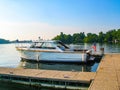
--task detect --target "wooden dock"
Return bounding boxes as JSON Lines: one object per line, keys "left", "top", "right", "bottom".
{"left": 0, "top": 67, "right": 95, "bottom": 89}
{"left": 0, "top": 67, "right": 95, "bottom": 83}
{"left": 89, "top": 54, "right": 120, "bottom": 90}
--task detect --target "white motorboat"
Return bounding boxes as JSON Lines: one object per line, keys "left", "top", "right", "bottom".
{"left": 16, "top": 40, "right": 92, "bottom": 62}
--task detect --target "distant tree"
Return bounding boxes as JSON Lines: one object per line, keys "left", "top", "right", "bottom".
{"left": 117, "top": 29, "right": 120, "bottom": 42}
{"left": 73, "top": 32, "right": 85, "bottom": 44}
{"left": 59, "top": 32, "right": 65, "bottom": 43}
{"left": 53, "top": 32, "right": 73, "bottom": 44}
{"left": 0, "top": 38, "right": 10, "bottom": 44}
{"left": 84, "top": 33, "right": 98, "bottom": 43}
{"left": 98, "top": 31, "right": 105, "bottom": 43}
{"left": 64, "top": 34, "right": 73, "bottom": 44}
{"left": 104, "top": 30, "right": 115, "bottom": 42}
{"left": 73, "top": 33, "right": 81, "bottom": 43}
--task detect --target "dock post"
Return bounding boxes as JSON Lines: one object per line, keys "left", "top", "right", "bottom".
{"left": 29, "top": 78, "right": 31, "bottom": 86}
{"left": 65, "top": 82, "right": 67, "bottom": 89}
{"left": 100, "top": 48, "right": 104, "bottom": 55}
{"left": 82, "top": 54, "right": 86, "bottom": 62}
{"left": 37, "top": 55, "right": 39, "bottom": 69}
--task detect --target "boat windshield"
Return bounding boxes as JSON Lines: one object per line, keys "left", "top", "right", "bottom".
{"left": 30, "top": 42, "right": 43, "bottom": 48}
{"left": 41, "top": 42, "right": 56, "bottom": 49}
{"left": 30, "top": 42, "right": 56, "bottom": 49}
{"left": 30, "top": 40, "right": 69, "bottom": 50}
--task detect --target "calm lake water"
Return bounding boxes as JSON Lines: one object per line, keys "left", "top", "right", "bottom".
{"left": 0, "top": 43, "right": 120, "bottom": 90}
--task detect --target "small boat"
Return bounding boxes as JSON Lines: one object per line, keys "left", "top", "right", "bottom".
{"left": 16, "top": 40, "right": 92, "bottom": 63}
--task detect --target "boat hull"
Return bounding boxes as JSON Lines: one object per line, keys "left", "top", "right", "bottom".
{"left": 18, "top": 50, "right": 88, "bottom": 62}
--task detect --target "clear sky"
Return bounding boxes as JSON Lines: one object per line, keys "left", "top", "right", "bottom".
{"left": 0, "top": 0, "right": 120, "bottom": 40}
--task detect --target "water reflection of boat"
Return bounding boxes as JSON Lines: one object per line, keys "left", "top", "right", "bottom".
{"left": 18, "top": 59, "right": 94, "bottom": 72}
{"left": 16, "top": 40, "right": 92, "bottom": 63}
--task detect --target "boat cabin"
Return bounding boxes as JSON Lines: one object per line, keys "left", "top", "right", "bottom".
{"left": 30, "top": 40, "right": 69, "bottom": 50}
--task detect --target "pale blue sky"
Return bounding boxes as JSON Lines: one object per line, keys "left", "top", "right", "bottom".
{"left": 0, "top": 0, "right": 120, "bottom": 40}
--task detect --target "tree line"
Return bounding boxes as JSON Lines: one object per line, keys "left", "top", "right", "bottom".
{"left": 52, "top": 29, "right": 120, "bottom": 44}
{"left": 0, "top": 38, "right": 10, "bottom": 44}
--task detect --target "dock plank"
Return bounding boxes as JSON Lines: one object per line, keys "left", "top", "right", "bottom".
{"left": 0, "top": 67, "right": 95, "bottom": 83}
{"left": 89, "top": 54, "right": 120, "bottom": 90}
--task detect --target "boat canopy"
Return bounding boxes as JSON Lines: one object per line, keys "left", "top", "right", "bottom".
{"left": 30, "top": 40, "right": 69, "bottom": 49}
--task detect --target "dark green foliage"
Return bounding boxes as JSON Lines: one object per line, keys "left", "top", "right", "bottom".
{"left": 53, "top": 29, "right": 120, "bottom": 44}
{"left": 84, "top": 33, "right": 98, "bottom": 43}
{"left": 73, "top": 32, "right": 85, "bottom": 44}
{"left": 98, "top": 31, "right": 105, "bottom": 43}
{"left": 0, "top": 38, "right": 10, "bottom": 44}
{"left": 53, "top": 32, "right": 73, "bottom": 44}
